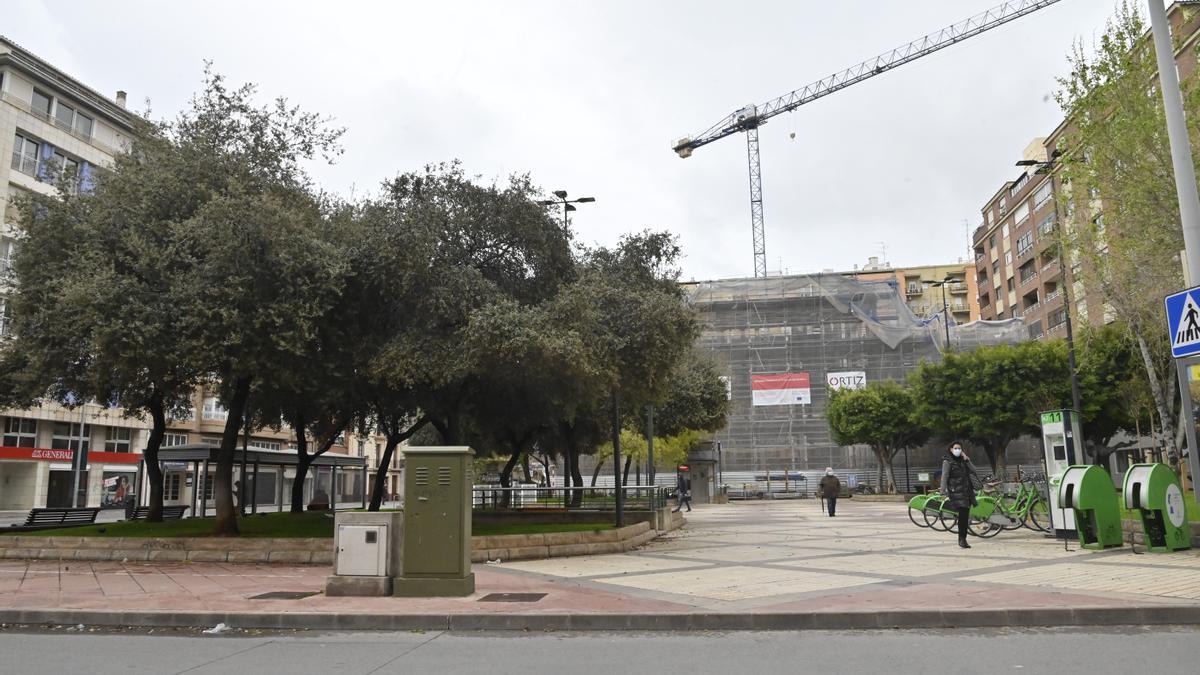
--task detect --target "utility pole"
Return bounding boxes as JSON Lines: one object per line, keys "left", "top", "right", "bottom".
{"left": 1149, "top": 0, "right": 1200, "bottom": 283}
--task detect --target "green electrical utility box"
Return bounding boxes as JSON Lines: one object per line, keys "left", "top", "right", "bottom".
{"left": 1058, "top": 465, "right": 1123, "bottom": 550}
{"left": 393, "top": 446, "right": 475, "bottom": 597}
{"left": 1123, "top": 464, "right": 1191, "bottom": 552}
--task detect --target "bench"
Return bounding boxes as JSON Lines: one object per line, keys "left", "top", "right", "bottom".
{"left": 7, "top": 507, "right": 101, "bottom": 532}
{"left": 126, "top": 505, "right": 189, "bottom": 520}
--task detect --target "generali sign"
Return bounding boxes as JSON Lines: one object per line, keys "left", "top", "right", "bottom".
{"left": 0, "top": 446, "right": 142, "bottom": 464}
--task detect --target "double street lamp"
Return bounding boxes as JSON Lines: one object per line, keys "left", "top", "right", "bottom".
{"left": 538, "top": 190, "right": 595, "bottom": 230}
{"left": 923, "top": 275, "right": 955, "bottom": 351}
{"left": 537, "top": 190, "right": 598, "bottom": 515}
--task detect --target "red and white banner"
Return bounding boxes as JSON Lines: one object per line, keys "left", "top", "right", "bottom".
{"left": 0, "top": 446, "right": 142, "bottom": 464}
{"left": 751, "top": 373, "right": 811, "bottom": 406}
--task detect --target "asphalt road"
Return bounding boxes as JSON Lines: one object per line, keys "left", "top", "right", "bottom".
{"left": 0, "top": 626, "right": 1195, "bottom": 674}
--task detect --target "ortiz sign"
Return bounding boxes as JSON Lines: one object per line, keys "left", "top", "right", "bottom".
{"left": 0, "top": 446, "right": 142, "bottom": 464}
{"left": 751, "top": 372, "right": 811, "bottom": 406}
{"left": 826, "top": 371, "right": 867, "bottom": 391}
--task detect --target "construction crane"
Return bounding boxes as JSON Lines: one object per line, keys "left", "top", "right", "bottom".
{"left": 673, "top": 0, "right": 1066, "bottom": 278}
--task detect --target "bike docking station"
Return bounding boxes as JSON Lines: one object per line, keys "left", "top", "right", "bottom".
{"left": 1058, "top": 465, "right": 1123, "bottom": 550}
{"left": 1040, "top": 409, "right": 1082, "bottom": 539}
{"left": 1124, "top": 463, "right": 1192, "bottom": 552}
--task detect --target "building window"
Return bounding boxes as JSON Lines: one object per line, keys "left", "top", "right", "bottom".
{"left": 248, "top": 440, "right": 281, "bottom": 451}
{"left": 201, "top": 397, "right": 228, "bottom": 421}
{"left": 31, "top": 90, "right": 52, "bottom": 120}
{"left": 1016, "top": 232, "right": 1034, "bottom": 257}
{"left": 162, "top": 433, "right": 189, "bottom": 447}
{"left": 1049, "top": 308, "right": 1067, "bottom": 328}
{"left": 1034, "top": 182, "right": 1053, "bottom": 209}
{"left": 54, "top": 101, "right": 75, "bottom": 130}
{"left": 51, "top": 422, "right": 91, "bottom": 452}
{"left": 999, "top": 195, "right": 1007, "bottom": 214}
{"left": 104, "top": 427, "right": 132, "bottom": 453}
{"left": 1004, "top": 251, "right": 1012, "bottom": 266}
{"left": 10, "top": 134, "right": 39, "bottom": 176}
{"left": 357, "top": 439, "right": 366, "bottom": 457}
{"left": 1001, "top": 222, "right": 1010, "bottom": 239}
{"left": 43, "top": 151, "right": 80, "bottom": 192}
{"left": 1014, "top": 202, "right": 1030, "bottom": 224}
{"left": 1093, "top": 214, "right": 1105, "bottom": 234}
{"left": 0, "top": 236, "right": 15, "bottom": 277}
{"left": 3, "top": 417, "right": 37, "bottom": 447}
{"left": 1037, "top": 214, "right": 1056, "bottom": 236}
{"left": 165, "top": 473, "right": 182, "bottom": 500}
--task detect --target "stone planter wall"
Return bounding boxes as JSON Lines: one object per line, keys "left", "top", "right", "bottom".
{"left": 1120, "top": 518, "right": 1200, "bottom": 548}
{"left": 0, "top": 510, "right": 686, "bottom": 564}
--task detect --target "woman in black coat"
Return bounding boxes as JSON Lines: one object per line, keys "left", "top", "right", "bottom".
{"left": 940, "top": 441, "right": 981, "bottom": 549}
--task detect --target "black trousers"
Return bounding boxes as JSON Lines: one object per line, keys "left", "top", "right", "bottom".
{"left": 957, "top": 506, "right": 970, "bottom": 541}
{"left": 826, "top": 496, "right": 837, "bottom": 516}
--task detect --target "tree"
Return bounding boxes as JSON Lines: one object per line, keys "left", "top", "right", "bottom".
{"left": 166, "top": 69, "right": 344, "bottom": 535}
{"left": 826, "top": 381, "right": 928, "bottom": 493}
{"left": 910, "top": 342, "right": 1070, "bottom": 476}
{"left": 1075, "top": 322, "right": 1145, "bottom": 447}
{"left": 1054, "top": 1, "right": 1200, "bottom": 463}
{"left": 2, "top": 121, "right": 207, "bottom": 522}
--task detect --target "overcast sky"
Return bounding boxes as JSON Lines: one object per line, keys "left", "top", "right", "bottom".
{"left": 5, "top": 0, "right": 1120, "bottom": 280}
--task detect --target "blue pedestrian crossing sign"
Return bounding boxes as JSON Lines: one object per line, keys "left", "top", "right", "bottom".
{"left": 1166, "top": 286, "right": 1200, "bottom": 358}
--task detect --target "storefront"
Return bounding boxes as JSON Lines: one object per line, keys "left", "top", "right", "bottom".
{"left": 0, "top": 446, "right": 143, "bottom": 510}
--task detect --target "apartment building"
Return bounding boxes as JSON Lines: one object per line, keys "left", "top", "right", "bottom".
{"left": 842, "top": 256, "right": 979, "bottom": 324}
{"left": 0, "top": 36, "right": 378, "bottom": 511}
{"left": 972, "top": 3, "right": 1200, "bottom": 340}
{"left": 970, "top": 138, "right": 1084, "bottom": 340}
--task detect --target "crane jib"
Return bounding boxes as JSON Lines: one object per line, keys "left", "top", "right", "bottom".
{"left": 671, "top": 0, "right": 1066, "bottom": 277}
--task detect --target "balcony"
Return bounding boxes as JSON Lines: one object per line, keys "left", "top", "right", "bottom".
{"left": 0, "top": 91, "right": 117, "bottom": 155}
{"left": 1045, "top": 288, "right": 1063, "bottom": 304}
{"left": 1019, "top": 270, "right": 1039, "bottom": 287}
{"left": 1024, "top": 301, "right": 1040, "bottom": 314}
{"left": 905, "top": 285, "right": 923, "bottom": 296}
{"left": 948, "top": 281, "right": 968, "bottom": 294}
{"left": 1038, "top": 220, "right": 1056, "bottom": 236}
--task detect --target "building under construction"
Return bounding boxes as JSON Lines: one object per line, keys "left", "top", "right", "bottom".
{"left": 686, "top": 274, "right": 1028, "bottom": 473}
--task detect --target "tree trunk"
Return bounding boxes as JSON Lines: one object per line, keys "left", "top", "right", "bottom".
{"left": 1135, "top": 331, "right": 1180, "bottom": 458}
{"left": 622, "top": 454, "right": 633, "bottom": 485}
{"left": 521, "top": 453, "right": 532, "bottom": 484}
{"left": 591, "top": 455, "right": 604, "bottom": 487}
{"left": 500, "top": 446, "right": 523, "bottom": 509}
{"left": 212, "top": 376, "right": 251, "bottom": 537}
{"left": 291, "top": 421, "right": 310, "bottom": 514}
{"left": 369, "top": 436, "right": 400, "bottom": 511}
{"left": 144, "top": 395, "right": 167, "bottom": 523}
{"left": 367, "top": 415, "right": 428, "bottom": 511}
{"left": 880, "top": 448, "right": 897, "bottom": 494}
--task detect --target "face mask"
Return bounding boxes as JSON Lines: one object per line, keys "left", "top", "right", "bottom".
{"left": 826, "top": 470, "right": 833, "bottom": 476}
{"left": 951, "top": 447, "right": 963, "bottom": 457}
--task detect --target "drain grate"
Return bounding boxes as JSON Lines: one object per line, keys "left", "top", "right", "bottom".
{"left": 249, "top": 591, "right": 319, "bottom": 600}
{"left": 478, "top": 593, "right": 547, "bottom": 603}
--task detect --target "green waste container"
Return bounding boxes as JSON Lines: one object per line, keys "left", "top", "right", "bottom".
{"left": 1123, "top": 464, "right": 1191, "bottom": 552}
{"left": 1059, "top": 465, "right": 1123, "bottom": 550}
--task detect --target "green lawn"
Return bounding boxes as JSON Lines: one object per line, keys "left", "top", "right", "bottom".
{"left": 8, "top": 511, "right": 614, "bottom": 539}
{"left": 8, "top": 511, "right": 334, "bottom": 538}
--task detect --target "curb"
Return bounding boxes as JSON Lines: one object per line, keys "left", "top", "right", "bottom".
{"left": 3, "top": 605, "right": 1199, "bottom": 632}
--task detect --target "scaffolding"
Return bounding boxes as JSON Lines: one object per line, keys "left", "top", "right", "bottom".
{"left": 686, "top": 273, "right": 1027, "bottom": 473}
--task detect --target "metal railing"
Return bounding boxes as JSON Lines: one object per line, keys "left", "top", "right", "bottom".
{"left": 471, "top": 485, "right": 673, "bottom": 512}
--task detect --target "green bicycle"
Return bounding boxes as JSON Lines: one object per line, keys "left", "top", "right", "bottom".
{"left": 974, "top": 478, "right": 1051, "bottom": 532}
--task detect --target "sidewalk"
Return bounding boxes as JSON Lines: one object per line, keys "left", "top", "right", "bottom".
{"left": 3, "top": 501, "right": 1199, "bottom": 631}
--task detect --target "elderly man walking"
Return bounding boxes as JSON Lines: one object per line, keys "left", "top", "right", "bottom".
{"left": 818, "top": 468, "right": 840, "bottom": 517}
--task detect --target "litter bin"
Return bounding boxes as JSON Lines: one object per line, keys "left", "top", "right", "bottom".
{"left": 1123, "top": 464, "right": 1191, "bottom": 552}
{"left": 1059, "top": 465, "right": 1123, "bottom": 550}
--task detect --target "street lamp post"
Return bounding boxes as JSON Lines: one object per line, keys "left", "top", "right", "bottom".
{"left": 1016, "top": 157, "right": 1084, "bottom": 421}
{"left": 537, "top": 190, "right": 595, "bottom": 508}
{"left": 924, "top": 276, "right": 954, "bottom": 351}
{"left": 538, "top": 190, "right": 595, "bottom": 233}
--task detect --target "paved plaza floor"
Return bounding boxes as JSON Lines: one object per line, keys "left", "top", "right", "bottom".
{"left": 2, "top": 500, "right": 1199, "bottom": 626}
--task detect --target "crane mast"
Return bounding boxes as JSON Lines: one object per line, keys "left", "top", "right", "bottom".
{"left": 674, "top": 0, "right": 1065, "bottom": 277}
